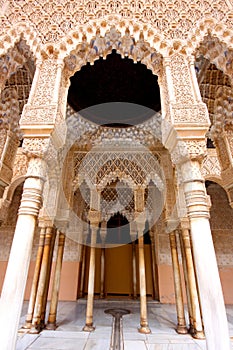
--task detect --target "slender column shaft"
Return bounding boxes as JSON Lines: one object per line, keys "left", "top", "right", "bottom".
{"left": 138, "top": 236, "right": 151, "bottom": 334}
{"left": 149, "top": 231, "right": 159, "bottom": 300}
{"left": 23, "top": 227, "right": 46, "bottom": 329}
{"left": 178, "top": 229, "right": 194, "bottom": 335}
{"left": 40, "top": 228, "right": 56, "bottom": 327}
{"left": 83, "top": 228, "right": 97, "bottom": 331}
{"left": 181, "top": 228, "right": 204, "bottom": 338}
{"left": 132, "top": 242, "right": 137, "bottom": 299}
{"left": 169, "top": 231, "right": 187, "bottom": 334}
{"left": 46, "top": 232, "right": 66, "bottom": 329}
{"left": 100, "top": 248, "right": 105, "bottom": 299}
{"left": 99, "top": 221, "right": 107, "bottom": 299}
{"left": 30, "top": 226, "right": 54, "bottom": 333}
{"left": 79, "top": 244, "right": 86, "bottom": 298}
{"left": 0, "top": 157, "right": 46, "bottom": 350}
{"left": 130, "top": 223, "right": 137, "bottom": 300}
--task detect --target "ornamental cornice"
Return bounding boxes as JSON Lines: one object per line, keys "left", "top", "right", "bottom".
{"left": 20, "top": 104, "right": 58, "bottom": 125}
{"left": 170, "top": 139, "right": 207, "bottom": 166}
{"left": 0, "top": 0, "right": 232, "bottom": 45}
{"left": 171, "top": 103, "right": 209, "bottom": 124}
{"left": 1, "top": 3, "right": 233, "bottom": 62}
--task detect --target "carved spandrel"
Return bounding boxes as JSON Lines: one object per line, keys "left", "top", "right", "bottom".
{"left": 169, "top": 54, "right": 195, "bottom": 104}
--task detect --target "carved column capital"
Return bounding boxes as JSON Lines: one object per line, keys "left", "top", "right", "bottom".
{"left": 88, "top": 209, "right": 101, "bottom": 227}
{"left": 130, "top": 221, "right": 137, "bottom": 241}
{"left": 135, "top": 210, "right": 146, "bottom": 234}
{"left": 134, "top": 187, "right": 145, "bottom": 212}
{"left": 18, "top": 157, "right": 47, "bottom": 217}
{"left": 22, "top": 137, "right": 50, "bottom": 159}
{"left": 177, "top": 160, "right": 210, "bottom": 220}
{"left": 100, "top": 221, "right": 107, "bottom": 243}
{"left": 170, "top": 139, "right": 207, "bottom": 166}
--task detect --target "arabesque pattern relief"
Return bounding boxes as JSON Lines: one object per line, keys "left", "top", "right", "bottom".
{"left": 1, "top": 0, "right": 232, "bottom": 44}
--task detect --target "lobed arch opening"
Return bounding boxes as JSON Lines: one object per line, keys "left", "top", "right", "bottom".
{"left": 62, "top": 25, "right": 163, "bottom": 131}
{"left": 193, "top": 30, "right": 233, "bottom": 155}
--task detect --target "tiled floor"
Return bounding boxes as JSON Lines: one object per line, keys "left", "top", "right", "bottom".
{"left": 17, "top": 300, "right": 233, "bottom": 350}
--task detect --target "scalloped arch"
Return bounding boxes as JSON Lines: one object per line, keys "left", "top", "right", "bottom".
{"left": 0, "top": 22, "right": 41, "bottom": 59}
{"left": 204, "top": 175, "right": 223, "bottom": 187}
{"left": 188, "top": 17, "right": 233, "bottom": 53}
{"left": 189, "top": 17, "right": 233, "bottom": 78}
{"left": 47, "top": 16, "right": 165, "bottom": 61}
{"left": 5, "top": 175, "right": 25, "bottom": 203}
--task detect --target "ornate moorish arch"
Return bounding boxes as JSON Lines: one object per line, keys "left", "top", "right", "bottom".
{"left": 60, "top": 25, "right": 163, "bottom": 87}
{"left": 1, "top": 4, "right": 233, "bottom": 350}
{"left": 0, "top": 22, "right": 41, "bottom": 59}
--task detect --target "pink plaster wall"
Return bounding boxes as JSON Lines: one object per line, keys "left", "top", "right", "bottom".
{"left": 1, "top": 261, "right": 233, "bottom": 303}
{"left": 219, "top": 267, "right": 233, "bottom": 304}
{"left": 0, "top": 261, "right": 81, "bottom": 301}
{"left": 158, "top": 264, "right": 176, "bottom": 303}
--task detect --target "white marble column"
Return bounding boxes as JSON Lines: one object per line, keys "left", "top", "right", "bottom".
{"left": 46, "top": 232, "right": 66, "bottom": 329}
{"left": 83, "top": 226, "right": 97, "bottom": 331}
{"left": 180, "top": 160, "right": 231, "bottom": 350}
{"left": 79, "top": 244, "right": 86, "bottom": 298}
{"left": 30, "top": 225, "right": 55, "bottom": 333}
{"left": 149, "top": 229, "right": 159, "bottom": 300}
{"left": 22, "top": 227, "right": 46, "bottom": 329}
{"left": 178, "top": 226, "right": 194, "bottom": 335}
{"left": 136, "top": 214, "right": 151, "bottom": 334}
{"left": 83, "top": 209, "right": 100, "bottom": 332}
{"left": 169, "top": 231, "right": 187, "bottom": 334}
{"left": 99, "top": 221, "right": 107, "bottom": 299}
{"left": 130, "top": 221, "right": 137, "bottom": 299}
{"left": 40, "top": 226, "right": 56, "bottom": 328}
{"left": 0, "top": 157, "right": 46, "bottom": 350}
{"left": 180, "top": 224, "right": 204, "bottom": 338}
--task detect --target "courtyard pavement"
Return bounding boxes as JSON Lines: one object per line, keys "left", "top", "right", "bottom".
{"left": 16, "top": 300, "right": 233, "bottom": 350}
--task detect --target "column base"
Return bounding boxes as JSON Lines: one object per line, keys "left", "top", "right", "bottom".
{"left": 188, "top": 323, "right": 195, "bottom": 336}
{"left": 18, "top": 327, "right": 30, "bottom": 334}
{"left": 83, "top": 324, "right": 95, "bottom": 332}
{"left": 192, "top": 330, "right": 205, "bottom": 339}
{"left": 46, "top": 322, "right": 57, "bottom": 330}
{"left": 138, "top": 325, "right": 151, "bottom": 334}
{"left": 20, "top": 321, "right": 32, "bottom": 330}
{"left": 29, "top": 326, "right": 40, "bottom": 334}
{"left": 176, "top": 324, "right": 188, "bottom": 334}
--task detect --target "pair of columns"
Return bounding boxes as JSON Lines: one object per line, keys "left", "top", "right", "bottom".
{"left": 169, "top": 227, "right": 204, "bottom": 338}
{"left": 83, "top": 211, "right": 151, "bottom": 334}
{"left": 178, "top": 160, "right": 231, "bottom": 350}
{"left": 22, "top": 226, "right": 65, "bottom": 332}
